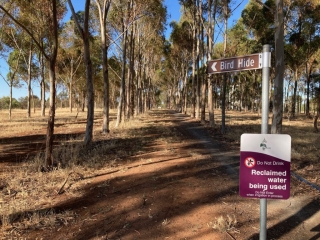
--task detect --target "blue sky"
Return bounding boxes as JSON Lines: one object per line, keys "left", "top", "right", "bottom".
{"left": 0, "top": 0, "right": 248, "bottom": 99}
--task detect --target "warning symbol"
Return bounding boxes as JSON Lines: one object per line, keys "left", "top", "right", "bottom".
{"left": 244, "top": 157, "right": 256, "bottom": 168}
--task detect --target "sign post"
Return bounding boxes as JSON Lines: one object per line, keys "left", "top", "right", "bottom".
{"left": 207, "top": 45, "right": 290, "bottom": 240}
{"left": 260, "top": 45, "right": 271, "bottom": 240}
{"left": 240, "top": 133, "right": 291, "bottom": 239}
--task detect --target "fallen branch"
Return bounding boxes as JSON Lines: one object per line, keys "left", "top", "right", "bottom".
{"left": 226, "top": 231, "right": 236, "bottom": 240}
{"left": 58, "top": 171, "right": 84, "bottom": 194}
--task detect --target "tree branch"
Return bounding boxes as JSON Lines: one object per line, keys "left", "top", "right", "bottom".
{"left": 254, "top": 0, "right": 274, "bottom": 13}
{"left": 0, "top": 5, "right": 49, "bottom": 60}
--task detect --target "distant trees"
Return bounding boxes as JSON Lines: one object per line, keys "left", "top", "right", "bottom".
{"left": 0, "top": 96, "right": 20, "bottom": 109}
{"left": 0, "top": 0, "right": 319, "bottom": 168}
{"left": 0, "top": 0, "right": 167, "bottom": 166}
{"left": 162, "top": 0, "right": 320, "bottom": 134}
{"left": 0, "top": 0, "right": 66, "bottom": 167}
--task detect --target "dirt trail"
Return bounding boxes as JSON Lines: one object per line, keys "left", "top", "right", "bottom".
{"left": 2, "top": 110, "right": 320, "bottom": 240}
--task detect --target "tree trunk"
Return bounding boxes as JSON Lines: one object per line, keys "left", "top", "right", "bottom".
{"left": 116, "top": 15, "right": 128, "bottom": 127}
{"left": 126, "top": 62, "right": 130, "bottom": 119}
{"left": 135, "top": 29, "right": 142, "bottom": 116}
{"left": 221, "top": 0, "right": 228, "bottom": 134}
{"left": 94, "top": 0, "right": 111, "bottom": 133}
{"left": 45, "top": 63, "right": 56, "bottom": 167}
{"left": 221, "top": 74, "right": 227, "bottom": 133}
{"left": 69, "top": 60, "right": 74, "bottom": 113}
{"left": 207, "top": 0, "right": 217, "bottom": 127}
{"left": 306, "top": 61, "right": 313, "bottom": 118}
{"left": 102, "top": 44, "right": 110, "bottom": 133}
{"left": 83, "top": 2, "right": 94, "bottom": 146}
{"left": 314, "top": 100, "right": 320, "bottom": 132}
{"left": 9, "top": 84, "right": 12, "bottom": 120}
{"left": 195, "top": 4, "right": 200, "bottom": 119}
{"left": 81, "top": 92, "right": 86, "bottom": 112}
{"left": 67, "top": 0, "right": 94, "bottom": 145}
{"left": 200, "top": 9, "right": 206, "bottom": 124}
{"left": 69, "top": 81, "right": 73, "bottom": 113}
{"left": 291, "top": 69, "right": 298, "bottom": 118}
{"left": 83, "top": 35, "right": 94, "bottom": 145}
{"left": 191, "top": 5, "right": 196, "bottom": 118}
{"left": 27, "top": 47, "right": 32, "bottom": 118}
{"left": 32, "top": 93, "right": 35, "bottom": 113}
{"left": 129, "top": 22, "right": 135, "bottom": 118}
{"left": 40, "top": 52, "right": 46, "bottom": 117}
{"left": 44, "top": 0, "right": 59, "bottom": 168}
{"left": 306, "top": 73, "right": 310, "bottom": 117}
{"left": 271, "top": 0, "right": 285, "bottom": 134}
{"left": 183, "top": 62, "right": 188, "bottom": 115}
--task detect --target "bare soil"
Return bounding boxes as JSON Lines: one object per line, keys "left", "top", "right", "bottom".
{"left": 1, "top": 109, "right": 320, "bottom": 240}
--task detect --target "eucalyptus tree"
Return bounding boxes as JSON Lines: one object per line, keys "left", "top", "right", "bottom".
{"left": 135, "top": 0, "right": 166, "bottom": 113}
{"left": 206, "top": 0, "right": 220, "bottom": 127}
{"left": 58, "top": 20, "right": 84, "bottom": 113}
{"left": 67, "top": 0, "right": 95, "bottom": 145}
{"left": 125, "top": 0, "right": 138, "bottom": 120}
{"left": 0, "top": 0, "right": 66, "bottom": 168}
{"left": 195, "top": 0, "right": 201, "bottom": 119}
{"left": 111, "top": 0, "right": 130, "bottom": 127}
{"left": 242, "top": 0, "right": 282, "bottom": 132}
{"left": 0, "top": 14, "right": 22, "bottom": 119}
{"left": 161, "top": 41, "right": 178, "bottom": 109}
{"left": 285, "top": 0, "right": 320, "bottom": 118}
{"left": 227, "top": 20, "right": 261, "bottom": 112}
{"left": 13, "top": 39, "right": 37, "bottom": 118}
{"left": 37, "top": 50, "right": 46, "bottom": 116}
{"left": 312, "top": 72, "right": 320, "bottom": 132}
{"left": 126, "top": 0, "right": 166, "bottom": 116}
{"left": 0, "top": 5, "right": 37, "bottom": 118}
{"left": 270, "top": 0, "right": 285, "bottom": 133}
{"left": 198, "top": 0, "right": 206, "bottom": 123}
{"left": 0, "top": 49, "right": 21, "bottom": 119}
{"left": 179, "top": 0, "right": 198, "bottom": 118}
{"left": 108, "top": 0, "right": 166, "bottom": 126}
{"left": 295, "top": 1, "right": 320, "bottom": 117}
{"left": 221, "top": 0, "right": 231, "bottom": 134}
{"left": 107, "top": 56, "right": 122, "bottom": 108}
{"left": 92, "top": 0, "right": 112, "bottom": 133}
{"left": 169, "top": 19, "right": 193, "bottom": 113}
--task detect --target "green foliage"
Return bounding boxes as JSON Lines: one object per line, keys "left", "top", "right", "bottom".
{"left": 241, "top": 0, "right": 274, "bottom": 45}
{"left": 169, "top": 20, "right": 193, "bottom": 50}
{"left": 18, "top": 96, "right": 40, "bottom": 109}
{"left": 0, "top": 96, "right": 20, "bottom": 109}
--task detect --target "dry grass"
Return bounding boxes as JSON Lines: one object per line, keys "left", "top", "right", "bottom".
{"left": 0, "top": 108, "right": 319, "bottom": 237}
{"left": 212, "top": 110, "right": 319, "bottom": 163}
{"left": 208, "top": 214, "right": 238, "bottom": 233}
{"left": 0, "top": 166, "right": 78, "bottom": 236}
{"left": 0, "top": 108, "right": 151, "bottom": 236}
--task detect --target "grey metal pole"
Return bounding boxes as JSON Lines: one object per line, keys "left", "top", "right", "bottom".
{"left": 260, "top": 44, "right": 271, "bottom": 240}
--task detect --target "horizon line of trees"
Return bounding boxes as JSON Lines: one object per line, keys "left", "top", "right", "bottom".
{"left": 0, "top": 0, "right": 167, "bottom": 168}
{"left": 163, "top": 0, "right": 320, "bottom": 133}
{"left": 0, "top": 0, "right": 320, "bottom": 168}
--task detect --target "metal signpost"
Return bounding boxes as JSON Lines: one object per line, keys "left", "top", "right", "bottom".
{"left": 207, "top": 45, "right": 291, "bottom": 240}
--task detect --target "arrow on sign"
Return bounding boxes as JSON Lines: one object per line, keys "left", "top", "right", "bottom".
{"left": 211, "top": 62, "right": 217, "bottom": 72}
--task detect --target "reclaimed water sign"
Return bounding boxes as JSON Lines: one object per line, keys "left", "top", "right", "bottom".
{"left": 239, "top": 134, "right": 291, "bottom": 199}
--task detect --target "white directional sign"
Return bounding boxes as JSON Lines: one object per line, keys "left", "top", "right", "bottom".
{"left": 207, "top": 53, "right": 262, "bottom": 74}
